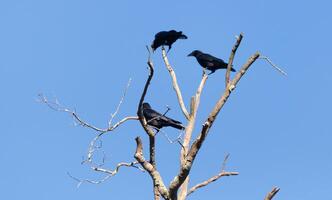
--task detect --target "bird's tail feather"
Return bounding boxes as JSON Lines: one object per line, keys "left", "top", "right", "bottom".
{"left": 170, "top": 123, "right": 185, "bottom": 130}
{"left": 169, "top": 119, "right": 185, "bottom": 130}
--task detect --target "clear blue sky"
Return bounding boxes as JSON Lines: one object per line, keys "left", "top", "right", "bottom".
{"left": 0, "top": 0, "right": 331, "bottom": 199}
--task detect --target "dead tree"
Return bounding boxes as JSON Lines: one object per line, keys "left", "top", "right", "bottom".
{"left": 41, "top": 33, "right": 281, "bottom": 200}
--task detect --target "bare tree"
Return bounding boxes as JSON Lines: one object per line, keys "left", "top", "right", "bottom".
{"left": 41, "top": 33, "right": 282, "bottom": 200}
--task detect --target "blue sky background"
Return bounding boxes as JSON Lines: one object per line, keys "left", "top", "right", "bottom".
{"left": 0, "top": 0, "right": 331, "bottom": 199}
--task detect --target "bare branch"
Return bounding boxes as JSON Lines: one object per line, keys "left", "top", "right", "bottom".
{"left": 137, "top": 46, "right": 155, "bottom": 137}
{"left": 39, "top": 77, "right": 142, "bottom": 188}
{"left": 187, "top": 154, "right": 239, "bottom": 196}
{"left": 259, "top": 55, "right": 287, "bottom": 76}
{"left": 264, "top": 187, "right": 280, "bottom": 200}
{"left": 67, "top": 161, "right": 144, "bottom": 187}
{"left": 67, "top": 172, "right": 111, "bottom": 188}
{"left": 108, "top": 78, "right": 132, "bottom": 127}
{"left": 137, "top": 47, "right": 166, "bottom": 200}
{"left": 154, "top": 186, "right": 161, "bottom": 200}
{"left": 76, "top": 132, "right": 145, "bottom": 187}
{"left": 38, "top": 93, "right": 138, "bottom": 134}
{"left": 134, "top": 137, "right": 170, "bottom": 200}
{"left": 161, "top": 47, "right": 190, "bottom": 120}
{"left": 92, "top": 161, "right": 145, "bottom": 175}
{"left": 83, "top": 133, "right": 103, "bottom": 164}
{"left": 190, "top": 72, "right": 208, "bottom": 117}
{"left": 169, "top": 52, "right": 260, "bottom": 198}
{"left": 38, "top": 94, "right": 106, "bottom": 132}
{"left": 136, "top": 47, "right": 158, "bottom": 165}
{"left": 183, "top": 72, "right": 208, "bottom": 155}
{"left": 106, "top": 116, "right": 139, "bottom": 132}
{"left": 229, "top": 52, "right": 260, "bottom": 91}
{"left": 156, "top": 128, "right": 184, "bottom": 145}
{"left": 191, "top": 52, "right": 261, "bottom": 157}
{"left": 187, "top": 171, "right": 239, "bottom": 196}
{"left": 162, "top": 105, "right": 171, "bottom": 116}
{"left": 149, "top": 127, "right": 158, "bottom": 200}
{"left": 177, "top": 72, "right": 208, "bottom": 200}
{"left": 225, "top": 33, "right": 243, "bottom": 86}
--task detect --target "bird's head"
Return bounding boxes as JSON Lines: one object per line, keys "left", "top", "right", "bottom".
{"left": 188, "top": 50, "right": 202, "bottom": 57}
{"left": 179, "top": 31, "right": 188, "bottom": 39}
{"left": 142, "top": 102, "right": 151, "bottom": 109}
{"left": 150, "top": 43, "right": 156, "bottom": 52}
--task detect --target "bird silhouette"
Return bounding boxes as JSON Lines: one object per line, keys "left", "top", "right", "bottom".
{"left": 188, "top": 50, "right": 235, "bottom": 74}
{"left": 151, "top": 30, "right": 187, "bottom": 52}
{"left": 142, "top": 102, "right": 185, "bottom": 130}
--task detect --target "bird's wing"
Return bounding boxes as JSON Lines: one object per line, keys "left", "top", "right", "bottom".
{"left": 166, "top": 117, "right": 181, "bottom": 124}
{"left": 197, "top": 53, "right": 216, "bottom": 66}
{"left": 214, "top": 57, "right": 226, "bottom": 64}
{"left": 199, "top": 53, "right": 226, "bottom": 66}
{"left": 144, "top": 108, "right": 164, "bottom": 120}
{"left": 145, "top": 108, "right": 181, "bottom": 123}
{"left": 155, "top": 31, "right": 167, "bottom": 39}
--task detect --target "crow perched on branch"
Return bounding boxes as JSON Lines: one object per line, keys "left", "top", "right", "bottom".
{"left": 142, "top": 103, "right": 185, "bottom": 130}
{"left": 188, "top": 50, "right": 236, "bottom": 74}
{"left": 151, "top": 30, "right": 188, "bottom": 52}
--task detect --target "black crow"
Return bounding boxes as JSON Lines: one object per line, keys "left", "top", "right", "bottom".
{"left": 151, "top": 30, "right": 188, "bottom": 52}
{"left": 188, "top": 50, "right": 236, "bottom": 74}
{"left": 142, "top": 102, "right": 185, "bottom": 130}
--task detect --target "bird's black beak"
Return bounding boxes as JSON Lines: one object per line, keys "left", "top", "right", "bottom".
{"left": 187, "top": 52, "right": 193, "bottom": 57}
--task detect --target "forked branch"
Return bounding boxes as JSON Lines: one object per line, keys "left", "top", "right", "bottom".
{"left": 134, "top": 137, "right": 170, "bottom": 200}
{"left": 169, "top": 34, "right": 260, "bottom": 197}
{"left": 38, "top": 77, "right": 138, "bottom": 134}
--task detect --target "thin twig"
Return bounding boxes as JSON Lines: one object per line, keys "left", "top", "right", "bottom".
{"left": 187, "top": 171, "right": 239, "bottom": 196}
{"left": 92, "top": 161, "right": 145, "bottom": 175}
{"left": 157, "top": 128, "right": 184, "bottom": 145}
{"left": 108, "top": 78, "right": 132, "bottom": 127}
{"left": 259, "top": 56, "right": 287, "bottom": 76}
{"left": 187, "top": 154, "right": 239, "bottom": 196}
{"left": 67, "top": 172, "right": 111, "bottom": 188}
{"left": 162, "top": 106, "right": 171, "bottom": 116}
{"left": 83, "top": 133, "right": 103, "bottom": 164}
{"left": 38, "top": 94, "right": 138, "bottom": 133}
{"left": 67, "top": 161, "right": 144, "bottom": 187}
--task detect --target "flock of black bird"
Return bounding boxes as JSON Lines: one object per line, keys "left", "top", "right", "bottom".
{"left": 143, "top": 30, "right": 236, "bottom": 131}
